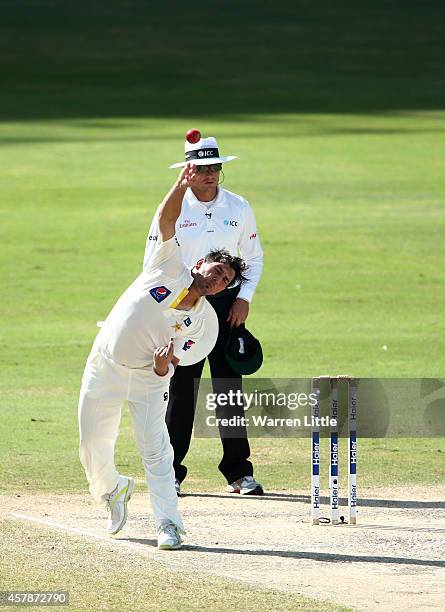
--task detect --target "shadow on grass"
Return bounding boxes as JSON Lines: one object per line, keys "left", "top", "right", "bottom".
{"left": 182, "top": 545, "right": 445, "bottom": 568}
{"left": 121, "top": 537, "right": 157, "bottom": 547}
{"left": 1, "top": 0, "right": 445, "bottom": 121}
{"left": 120, "top": 537, "right": 445, "bottom": 568}
{"left": 184, "top": 492, "right": 445, "bottom": 509}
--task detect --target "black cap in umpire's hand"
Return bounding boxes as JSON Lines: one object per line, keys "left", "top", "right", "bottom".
{"left": 225, "top": 327, "right": 263, "bottom": 375}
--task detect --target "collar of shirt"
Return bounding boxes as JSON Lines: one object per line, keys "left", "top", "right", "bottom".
{"left": 163, "top": 294, "right": 206, "bottom": 318}
{"left": 186, "top": 187, "right": 228, "bottom": 209}
{"left": 161, "top": 268, "right": 207, "bottom": 314}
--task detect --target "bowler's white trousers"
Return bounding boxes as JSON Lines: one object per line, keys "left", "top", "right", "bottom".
{"left": 78, "top": 342, "right": 185, "bottom": 533}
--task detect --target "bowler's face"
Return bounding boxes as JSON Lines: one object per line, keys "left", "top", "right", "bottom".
{"left": 193, "top": 261, "right": 235, "bottom": 295}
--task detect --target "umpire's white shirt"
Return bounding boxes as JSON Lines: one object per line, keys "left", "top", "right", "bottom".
{"left": 144, "top": 187, "right": 263, "bottom": 303}
{"left": 97, "top": 236, "right": 208, "bottom": 370}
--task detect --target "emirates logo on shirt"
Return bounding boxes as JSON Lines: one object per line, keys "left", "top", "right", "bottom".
{"left": 179, "top": 220, "right": 198, "bottom": 229}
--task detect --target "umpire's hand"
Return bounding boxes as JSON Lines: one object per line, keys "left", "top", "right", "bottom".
{"left": 227, "top": 298, "right": 249, "bottom": 328}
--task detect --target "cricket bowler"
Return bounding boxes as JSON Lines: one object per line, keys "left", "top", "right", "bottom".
{"left": 78, "top": 163, "right": 247, "bottom": 549}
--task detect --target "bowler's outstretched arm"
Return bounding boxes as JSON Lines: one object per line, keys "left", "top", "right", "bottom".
{"left": 158, "top": 163, "right": 197, "bottom": 242}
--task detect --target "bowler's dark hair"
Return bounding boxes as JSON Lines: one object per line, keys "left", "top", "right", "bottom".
{"left": 205, "top": 248, "right": 249, "bottom": 288}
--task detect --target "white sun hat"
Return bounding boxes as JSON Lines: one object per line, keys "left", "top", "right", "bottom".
{"left": 170, "top": 136, "right": 237, "bottom": 168}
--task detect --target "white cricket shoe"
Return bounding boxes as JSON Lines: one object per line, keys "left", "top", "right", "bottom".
{"left": 227, "top": 476, "right": 264, "bottom": 495}
{"left": 157, "top": 521, "right": 183, "bottom": 550}
{"left": 106, "top": 475, "right": 135, "bottom": 535}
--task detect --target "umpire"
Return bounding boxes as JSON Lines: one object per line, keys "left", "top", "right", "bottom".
{"left": 144, "top": 132, "right": 264, "bottom": 495}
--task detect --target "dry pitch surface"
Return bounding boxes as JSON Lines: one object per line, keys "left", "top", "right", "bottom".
{"left": 2, "top": 486, "right": 444, "bottom": 611}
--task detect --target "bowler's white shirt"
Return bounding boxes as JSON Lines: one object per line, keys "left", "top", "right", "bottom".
{"left": 97, "top": 237, "right": 209, "bottom": 369}
{"left": 143, "top": 187, "right": 263, "bottom": 303}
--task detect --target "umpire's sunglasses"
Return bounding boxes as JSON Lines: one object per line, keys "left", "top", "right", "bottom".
{"left": 195, "top": 163, "right": 223, "bottom": 174}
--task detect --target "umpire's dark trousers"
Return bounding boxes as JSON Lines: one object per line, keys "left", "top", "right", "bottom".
{"left": 165, "top": 286, "right": 253, "bottom": 484}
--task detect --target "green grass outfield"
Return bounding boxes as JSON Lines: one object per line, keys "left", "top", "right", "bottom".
{"left": 1, "top": 113, "right": 444, "bottom": 498}
{"left": 1, "top": 2, "right": 445, "bottom": 610}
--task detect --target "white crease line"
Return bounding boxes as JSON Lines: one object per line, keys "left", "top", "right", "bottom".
{"left": 8, "top": 512, "right": 148, "bottom": 553}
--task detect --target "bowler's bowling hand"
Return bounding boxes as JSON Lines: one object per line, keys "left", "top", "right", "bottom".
{"left": 177, "top": 163, "right": 198, "bottom": 189}
{"left": 153, "top": 338, "right": 175, "bottom": 376}
{"left": 227, "top": 298, "right": 249, "bottom": 328}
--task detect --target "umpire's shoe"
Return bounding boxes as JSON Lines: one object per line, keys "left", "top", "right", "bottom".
{"left": 106, "top": 475, "right": 135, "bottom": 535}
{"left": 227, "top": 476, "right": 264, "bottom": 495}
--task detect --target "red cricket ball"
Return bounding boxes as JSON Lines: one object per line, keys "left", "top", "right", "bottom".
{"left": 185, "top": 129, "right": 201, "bottom": 144}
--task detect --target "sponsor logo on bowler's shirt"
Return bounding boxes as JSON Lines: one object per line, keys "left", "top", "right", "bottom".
{"left": 184, "top": 317, "right": 192, "bottom": 327}
{"left": 182, "top": 339, "right": 195, "bottom": 351}
{"left": 149, "top": 286, "right": 172, "bottom": 303}
{"left": 224, "top": 219, "right": 238, "bottom": 227}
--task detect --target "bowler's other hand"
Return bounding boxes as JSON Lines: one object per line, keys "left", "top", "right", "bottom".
{"left": 227, "top": 298, "right": 249, "bottom": 328}
{"left": 154, "top": 338, "right": 174, "bottom": 376}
